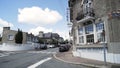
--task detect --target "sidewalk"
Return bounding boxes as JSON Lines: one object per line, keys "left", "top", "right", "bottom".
{"left": 54, "top": 50, "right": 120, "bottom": 68}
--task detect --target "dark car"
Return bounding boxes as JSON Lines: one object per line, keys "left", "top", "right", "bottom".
{"left": 59, "top": 44, "right": 71, "bottom": 52}
{"left": 40, "top": 44, "right": 47, "bottom": 49}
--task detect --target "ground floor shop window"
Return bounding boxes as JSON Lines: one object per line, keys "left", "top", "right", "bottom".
{"left": 78, "top": 21, "right": 105, "bottom": 44}
{"left": 86, "top": 34, "right": 94, "bottom": 43}
{"left": 97, "top": 33, "right": 105, "bottom": 42}
{"left": 96, "top": 22, "right": 105, "bottom": 43}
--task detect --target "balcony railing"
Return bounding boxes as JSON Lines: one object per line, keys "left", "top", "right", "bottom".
{"left": 68, "top": 0, "right": 77, "bottom": 7}
{"left": 76, "top": 11, "right": 84, "bottom": 20}
{"left": 76, "top": 7, "right": 95, "bottom": 21}
{"left": 83, "top": 7, "right": 95, "bottom": 17}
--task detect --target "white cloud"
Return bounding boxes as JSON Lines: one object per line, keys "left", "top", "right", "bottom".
{"left": 0, "top": 18, "right": 14, "bottom": 27}
{"left": 18, "top": 6, "right": 63, "bottom": 25}
{"left": 0, "top": 18, "right": 14, "bottom": 34}
{"left": 28, "top": 26, "right": 69, "bottom": 40}
{"left": 28, "top": 26, "right": 53, "bottom": 36}
{"left": 54, "top": 30, "right": 69, "bottom": 40}
{"left": 28, "top": 26, "right": 69, "bottom": 39}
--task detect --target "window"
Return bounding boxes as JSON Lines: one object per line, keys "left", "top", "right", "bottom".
{"left": 96, "top": 22, "right": 104, "bottom": 31}
{"left": 78, "top": 27, "right": 83, "bottom": 35}
{"left": 79, "top": 36, "right": 84, "bottom": 43}
{"left": 96, "top": 22, "right": 105, "bottom": 43}
{"left": 27, "top": 37, "right": 31, "bottom": 41}
{"left": 86, "top": 34, "right": 94, "bottom": 43}
{"left": 97, "top": 33, "right": 105, "bottom": 42}
{"left": 85, "top": 24, "right": 93, "bottom": 34}
{"left": 8, "top": 35, "right": 14, "bottom": 40}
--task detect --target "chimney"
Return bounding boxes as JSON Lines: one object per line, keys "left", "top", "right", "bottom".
{"left": 3, "top": 27, "right": 10, "bottom": 31}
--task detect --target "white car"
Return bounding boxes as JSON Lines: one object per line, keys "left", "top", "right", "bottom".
{"left": 47, "top": 45, "right": 55, "bottom": 48}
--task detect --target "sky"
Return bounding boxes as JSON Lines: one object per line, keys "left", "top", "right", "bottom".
{"left": 0, "top": 0, "right": 69, "bottom": 40}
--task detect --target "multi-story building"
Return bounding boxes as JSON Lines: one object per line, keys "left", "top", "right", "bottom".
{"left": 38, "top": 31, "right": 44, "bottom": 38}
{"left": 68, "top": 0, "right": 120, "bottom": 63}
{"left": 38, "top": 32, "right": 63, "bottom": 44}
{"left": 2, "top": 27, "right": 39, "bottom": 44}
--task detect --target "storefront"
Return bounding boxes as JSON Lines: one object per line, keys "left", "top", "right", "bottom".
{"left": 78, "top": 21, "right": 105, "bottom": 44}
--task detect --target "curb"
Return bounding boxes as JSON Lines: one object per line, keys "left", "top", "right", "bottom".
{"left": 53, "top": 53, "right": 102, "bottom": 68}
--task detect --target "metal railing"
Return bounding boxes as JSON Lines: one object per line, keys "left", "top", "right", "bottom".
{"left": 76, "top": 8, "right": 95, "bottom": 21}
{"left": 83, "top": 7, "right": 95, "bottom": 17}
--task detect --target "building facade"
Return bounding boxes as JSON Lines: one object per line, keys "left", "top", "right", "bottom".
{"left": 2, "top": 27, "right": 39, "bottom": 44}
{"left": 68, "top": 0, "right": 120, "bottom": 63}
{"left": 38, "top": 32, "right": 63, "bottom": 44}
{"left": 38, "top": 31, "right": 44, "bottom": 38}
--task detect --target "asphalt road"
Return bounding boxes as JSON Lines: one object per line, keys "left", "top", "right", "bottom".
{"left": 0, "top": 48, "right": 93, "bottom": 68}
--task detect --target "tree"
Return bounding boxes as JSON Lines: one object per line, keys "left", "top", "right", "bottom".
{"left": 65, "top": 39, "right": 69, "bottom": 44}
{"left": 60, "top": 39, "right": 69, "bottom": 44}
{"left": 15, "top": 29, "right": 23, "bottom": 44}
{"left": 38, "top": 38, "right": 44, "bottom": 44}
{"left": 52, "top": 39, "right": 57, "bottom": 45}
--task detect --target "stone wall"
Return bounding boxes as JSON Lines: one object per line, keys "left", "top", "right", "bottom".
{"left": 2, "top": 29, "right": 27, "bottom": 44}
{"left": 93, "top": 0, "right": 120, "bottom": 53}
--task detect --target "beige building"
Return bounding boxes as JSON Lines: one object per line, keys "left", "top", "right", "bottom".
{"left": 2, "top": 27, "right": 38, "bottom": 44}
{"left": 68, "top": 0, "right": 120, "bottom": 63}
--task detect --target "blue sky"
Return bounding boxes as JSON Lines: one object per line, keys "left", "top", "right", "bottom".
{"left": 0, "top": 0, "right": 69, "bottom": 39}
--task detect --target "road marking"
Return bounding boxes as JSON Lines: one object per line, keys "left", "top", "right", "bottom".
{"left": 0, "top": 51, "right": 17, "bottom": 58}
{"left": 27, "top": 57, "right": 52, "bottom": 68}
{"left": 0, "top": 55, "right": 9, "bottom": 57}
{"left": 28, "top": 51, "right": 56, "bottom": 54}
{"left": 0, "top": 53, "right": 10, "bottom": 57}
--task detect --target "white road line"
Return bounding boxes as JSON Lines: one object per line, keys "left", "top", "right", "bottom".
{"left": 0, "top": 54, "right": 9, "bottom": 57}
{"left": 27, "top": 57, "right": 52, "bottom": 68}
{"left": 0, "top": 55, "right": 8, "bottom": 57}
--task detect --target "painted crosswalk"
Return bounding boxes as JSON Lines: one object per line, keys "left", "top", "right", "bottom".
{"left": 0, "top": 51, "right": 15, "bottom": 57}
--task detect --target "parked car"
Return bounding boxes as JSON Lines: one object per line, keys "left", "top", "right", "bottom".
{"left": 59, "top": 44, "right": 71, "bottom": 52}
{"left": 40, "top": 44, "right": 47, "bottom": 49}
{"left": 47, "top": 45, "right": 55, "bottom": 48}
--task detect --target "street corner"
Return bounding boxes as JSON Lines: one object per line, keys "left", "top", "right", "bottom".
{"left": 53, "top": 52, "right": 102, "bottom": 68}
{"left": 53, "top": 51, "right": 75, "bottom": 64}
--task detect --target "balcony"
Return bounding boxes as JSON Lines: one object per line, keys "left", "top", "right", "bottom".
{"left": 83, "top": 7, "right": 95, "bottom": 17}
{"left": 68, "top": 0, "right": 76, "bottom": 7}
{"left": 76, "top": 11, "right": 84, "bottom": 21}
{"left": 76, "top": 8, "right": 95, "bottom": 24}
